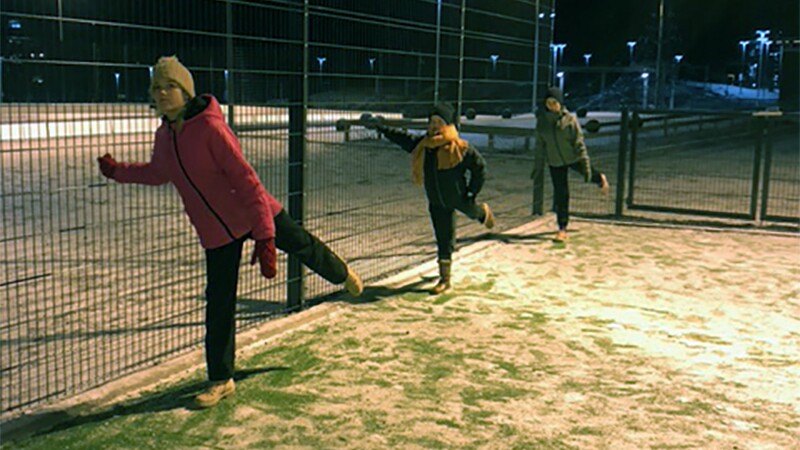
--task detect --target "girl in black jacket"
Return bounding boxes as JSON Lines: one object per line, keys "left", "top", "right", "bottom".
{"left": 373, "top": 103, "right": 494, "bottom": 294}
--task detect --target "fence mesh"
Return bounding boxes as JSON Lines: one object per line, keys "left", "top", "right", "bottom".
{"left": 1, "top": 0, "right": 555, "bottom": 416}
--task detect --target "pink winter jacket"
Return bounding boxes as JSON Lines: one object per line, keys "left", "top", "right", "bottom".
{"left": 113, "top": 95, "right": 281, "bottom": 249}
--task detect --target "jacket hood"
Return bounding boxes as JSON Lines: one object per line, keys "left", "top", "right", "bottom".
{"left": 163, "top": 94, "right": 219, "bottom": 126}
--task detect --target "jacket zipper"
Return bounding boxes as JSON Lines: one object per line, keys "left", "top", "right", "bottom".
{"left": 171, "top": 128, "right": 235, "bottom": 240}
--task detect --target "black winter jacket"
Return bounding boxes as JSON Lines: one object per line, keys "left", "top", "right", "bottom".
{"left": 378, "top": 125, "right": 487, "bottom": 208}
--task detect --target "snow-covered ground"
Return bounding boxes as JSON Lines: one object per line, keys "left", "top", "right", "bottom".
{"left": 689, "top": 81, "right": 780, "bottom": 101}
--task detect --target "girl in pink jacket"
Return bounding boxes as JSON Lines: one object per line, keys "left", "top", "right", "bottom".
{"left": 97, "top": 56, "right": 362, "bottom": 408}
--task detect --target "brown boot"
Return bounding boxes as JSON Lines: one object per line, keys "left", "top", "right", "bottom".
{"left": 599, "top": 173, "right": 610, "bottom": 195}
{"left": 430, "top": 259, "right": 452, "bottom": 294}
{"left": 344, "top": 265, "right": 363, "bottom": 297}
{"left": 195, "top": 378, "right": 235, "bottom": 408}
{"left": 481, "top": 203, "right": 495, "bottom": 229}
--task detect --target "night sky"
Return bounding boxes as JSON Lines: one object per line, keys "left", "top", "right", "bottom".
{"left": 554, "top": 0, "right": 799, "bottom": 71}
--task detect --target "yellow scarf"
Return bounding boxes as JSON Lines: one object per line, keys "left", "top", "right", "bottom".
{"left": 410, "top": 124, "right": 468, "bottom": 186}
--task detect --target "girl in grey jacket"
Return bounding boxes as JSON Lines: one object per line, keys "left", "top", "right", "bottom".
{"left": 535, "top": 87, "right": 609, "bottom": 242}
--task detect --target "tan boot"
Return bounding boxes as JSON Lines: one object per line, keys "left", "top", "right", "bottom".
{"left": 481, "top": 203, "right": 495, "bottom": 229}
{"left": 195, "top": 378, "right": 235, "bottom": 408}
{"left": 599, "top": 173, "right": 610, "bottom": 195}
{"left": 430, "top": 259, "right": 452, "bottom": 294}
{"left": 344, "top": 265, "right": 363, "bottom": 297}
{"left": 554, "top": 230, "right": 568, "bottom": 242}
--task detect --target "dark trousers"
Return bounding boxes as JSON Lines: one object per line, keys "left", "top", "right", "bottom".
{"left": 204, "top": 209, "right": 348, "bottom": 381}
{"left": 428, "top": 198, "right": 485, "bottom": 261}
{"left": 549, "top": 161, "right": 604, "bottom": 230}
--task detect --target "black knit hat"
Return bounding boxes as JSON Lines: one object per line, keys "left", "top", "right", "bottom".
{"left": 429, "top": 102, "right": 456, "bottom": 125}
{"left": 543, "top": 87, "right": 564, "bottom": 104}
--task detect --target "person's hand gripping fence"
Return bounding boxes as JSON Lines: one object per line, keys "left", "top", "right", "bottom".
{"left": 97, "top": 153, "right": 118, "bottom": 178}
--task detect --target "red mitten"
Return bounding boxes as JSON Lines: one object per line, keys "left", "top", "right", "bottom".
{"left": 250, "top": 238, "right": 277, "bottom": 279}
{"left": 97, "top": 153, "right": 118, "bottom": 178}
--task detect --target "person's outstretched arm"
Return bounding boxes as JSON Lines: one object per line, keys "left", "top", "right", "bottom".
{"left": 97, "top": 147, "right": 169, "bottom": 186}
{"left": 376, "top": 125, "right": 423, "bottom": 153}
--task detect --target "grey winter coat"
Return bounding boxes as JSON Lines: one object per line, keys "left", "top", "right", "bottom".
{"left": 535, "top": 107, "right": 591, "bottom": 180}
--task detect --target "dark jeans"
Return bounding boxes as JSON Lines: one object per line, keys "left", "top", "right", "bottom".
{"left": 549, "top": 161, "right": 604, "bottom": 231}
{"left": 429, "top": 197, "right": 486, "bottom": 261}
{"left": 204, "top": 209, "right": 348, "bottom": 381}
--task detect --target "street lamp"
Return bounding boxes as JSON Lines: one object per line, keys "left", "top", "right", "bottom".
{"left": 583, "top": 53, "right": 592, "bottom": 66}
{"left": 224, "top": 69, "right": 230, "bottom": 102}
{"left": 641, "top": 72, "right": 649, "bottom": 109}
{"left": 738, "top": 40, "right": 748, "bottom": 87}
{"left": 764, "top": 39, "right": 774, "bottom": 91}
{"left": 369, "top": 57, "right": 377, "bottom": 94}
{"left": 114, "top": 72, "right": 121, "bottom": 100}
{"left": 556, "top": 44, "right": 566, "bottom": 62}
{"left": 670, "top": 55, "right": 683, "bottom": 109}
{"left": 489, "top": 54, "right": 500, "bottom": 73}
{"left": 554, "top": 44, "right": 566, "bottom": 85}
{"left": 556, "top": 71, "right": 564, "bottom": 91}
{"left": 316, "top": 57, "right": 327, "bottom": 73}
{"left": 755, "top": 30, "right": 770, "bottom": 92}
{"left": 627, "top": 41, "right": 637, "bottom": 65}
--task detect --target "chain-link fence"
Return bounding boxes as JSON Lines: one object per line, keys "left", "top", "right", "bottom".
{"left": 1, "top": 0, "right": 555, "bottom": 417}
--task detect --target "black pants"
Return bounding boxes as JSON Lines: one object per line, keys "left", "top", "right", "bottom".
{"left": 204, "top": 209, "right": 348, "bottom": 381}
{"left": 429, "top": 198, "right": 486, "bottom": 261}
{"left": 549, "top": 161, "right": 604, "bottom": 231}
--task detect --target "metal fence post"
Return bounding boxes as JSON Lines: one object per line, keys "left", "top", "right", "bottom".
{"left": 615, "top": 108, "right": 630, "bottom": 217}
{"left": 626, "top": 110, "right": 639, "bottom": 208}
{"left": 531, "top": 130, "right": 545, "bottom": 215}
{"left": 287, "top": 1, "right": 309, "bottom": 310}
{"left": 758, "top": 118, "right": 773, "bottom": 221}
{"left": 434, "top": 0, "right": 442, "bottom": 104}
{"left": 226, "top": 0, "right": 235, "bottom": 128}
{"left": 531, "top": 0, "right": 541, "bottom": 113}
{"left": 456, "top": 0, "right": 466, "bottom": 120}
{"left": 748, "top": 117, "right": 764, "bottom": 221}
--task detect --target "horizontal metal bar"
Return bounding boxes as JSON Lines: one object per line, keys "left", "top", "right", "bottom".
{"left": 627, "top": 204, "right": 753, "bottom": 221}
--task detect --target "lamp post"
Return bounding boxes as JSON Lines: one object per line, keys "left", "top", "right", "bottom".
{"left": 627, "top": 41, "right": 637, "bottom": 65}
{"left": 641, "top": 72, "right": 649, "bottom": 109}
{"left": 316, "top": 57, "right": 326, "bottom": 73}
{"left": 755, "top": 30, "right": 770, "bottom": 94}
{"left": 551, "top": 44, "right": 559, "bottom": 84}
{"left": 583, "top": 53, "right": 592, "bottom": 66}
{"left": 224, "top": 69, "right": 230, "bottom": 102}
{"left": 114, "top": 72, "right": 121, "bottom": 100}
{"left": 369, "top": 58, "right": 377, "bottom": 95}
{"left": 670, "top": 55, "right": 683, "bottom": 109}
{"left": 556, "top": 44, "right": 566, "bottom": 64}
{"left": 489, "top": 54, "right": 500, "bottom": 73}
{"left": 552, "top": 43, "right": 566, "bottom": 84}
{"left": 764, "top": 39, "right": 773, "bottom": 91}
{"left": 738, "top": 40, "right": 748, "bottom": 88}
{"left": 556, "top": 71, "right": 564, "bottom": 91}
